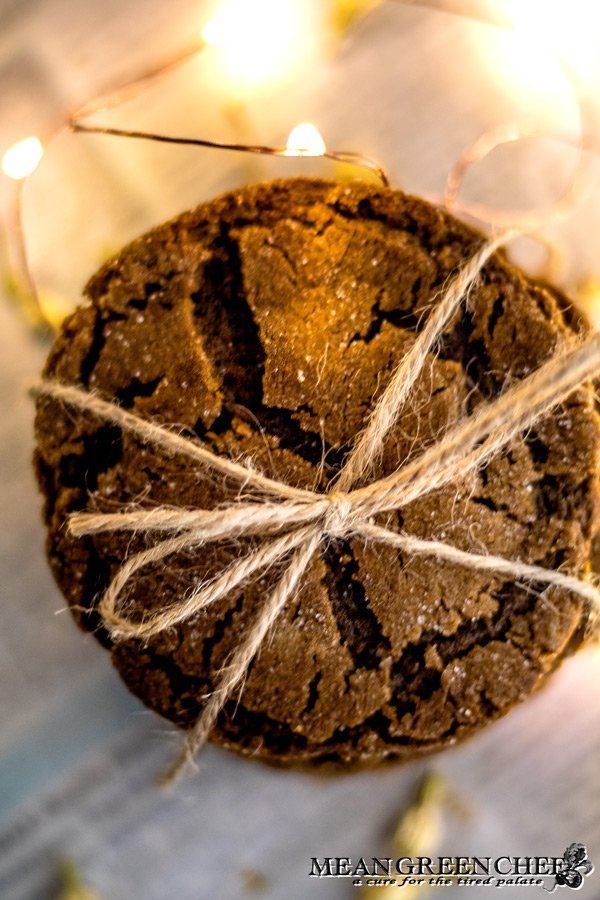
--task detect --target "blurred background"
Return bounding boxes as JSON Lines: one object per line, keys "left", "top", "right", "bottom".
{"left": 1, "top": 0, "right": 600, "bottom": 897}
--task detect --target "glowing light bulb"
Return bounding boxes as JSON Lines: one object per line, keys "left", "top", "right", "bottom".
{"left": 2, "top": 136, "right": 44, "bottom": 180}
{"left": 285, "top": 122, "right": 326, "bottom": 156}
{"left": 201, "top": 0, "right": 305, "bottom": 88}
{"left": 507, "top": 0, "right": 600, "bottom": 77}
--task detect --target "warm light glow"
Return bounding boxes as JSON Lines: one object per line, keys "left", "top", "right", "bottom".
{"left": 473, "top": 32, "right": 573, "bottom": 131}
{"left": 474, "top": 1, "right": 600, "bottom": 133}
{"left": 285, "top": 122, "right": 326, "bottom": 156}
{"left": 577, "top": 278, "right": 600, "bottom": 329}
{"left": 201, "top": 0, "right": 305, "bottom": 88}
{"left": 2, "top": 136, "right": 44, "bottom": 180}
{"left": 508, "top": 0, "right": 600, "bottom": 77}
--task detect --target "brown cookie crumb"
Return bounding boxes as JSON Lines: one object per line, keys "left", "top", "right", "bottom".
{"left": 34, "top": 178, "right": 600, "bottom": 767}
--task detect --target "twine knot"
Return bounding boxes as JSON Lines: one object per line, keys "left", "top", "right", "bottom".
{"left": 31, "top": 231, "right": 600, "bottom": 785}
{"left": 323, "top": 491, "right": 355, "bottom": 538}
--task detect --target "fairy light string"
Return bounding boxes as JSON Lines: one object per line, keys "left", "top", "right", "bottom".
{"left": 69, "top": 120, "right": 389, "bottom": 184}
{"left": 3, "top": 0, "right": 600, "bottom": 333}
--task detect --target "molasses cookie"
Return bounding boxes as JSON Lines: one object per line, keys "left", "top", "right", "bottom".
{"left": 34, "top": 178, "right": 600, "bottom": 766}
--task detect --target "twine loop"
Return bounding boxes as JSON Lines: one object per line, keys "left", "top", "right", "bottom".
{"left": 32, "top": 230, "right": 600, "bottom": 785}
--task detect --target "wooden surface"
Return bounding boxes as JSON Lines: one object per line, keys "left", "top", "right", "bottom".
{"left": 1, "top": 1, "right": 600, "bottom": 898}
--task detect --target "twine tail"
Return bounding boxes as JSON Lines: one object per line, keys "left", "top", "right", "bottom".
{"left": 336, "top": 231, "right": 513, "bottom": 491}
{"left": 31, "top": 379, "right": 313, "bottom": 502}
{"left": 158, "top": 528, "right": 323, "bottom": 787}
{"left": 360, "top": 523, "right": 600, "bottom": 609}
{"left": 353, "top": 331, "right": 600, "bottom": 519}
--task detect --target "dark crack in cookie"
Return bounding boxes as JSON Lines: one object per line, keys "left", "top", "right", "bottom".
{"left": 34, "top": 178, "right": 600, "bottom": 767}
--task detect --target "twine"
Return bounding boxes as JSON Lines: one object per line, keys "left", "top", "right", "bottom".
{"left": 32, "top": 232, "right": 600, "bottom": 785}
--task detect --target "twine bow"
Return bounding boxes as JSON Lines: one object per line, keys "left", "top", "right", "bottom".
{"left": 33, "top": 232, "right": 600, "bottom": 785}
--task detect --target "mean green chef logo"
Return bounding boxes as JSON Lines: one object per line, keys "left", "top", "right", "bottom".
{"left": 309, "top": 844, "right": 594, "bottom": 891}
{"left": 547, "top": 844, "right": 594, "bottom": 892}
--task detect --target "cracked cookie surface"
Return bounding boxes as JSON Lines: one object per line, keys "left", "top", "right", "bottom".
{"left": 34, "top": 178, "right": 600, "bottom": 766}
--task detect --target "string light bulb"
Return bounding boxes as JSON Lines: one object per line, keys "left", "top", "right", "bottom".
{"left": 285, "top": 122, "right": 326, "bottom": 156}
{"left": 2, "top": 136, "right": 44, "bottom": 180}
{"left": 201, "top": 0, "right": 306, "bottom": 89}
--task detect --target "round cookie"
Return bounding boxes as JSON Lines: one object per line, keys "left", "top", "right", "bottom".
{"left": 34, "top": 177, "right": 600, "bottom": 766}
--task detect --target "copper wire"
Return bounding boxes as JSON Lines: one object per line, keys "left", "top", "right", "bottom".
{"left": 69, "top": 121, "right": 390, "bottom": 185}
{"left": 392, "top": 0, "right": 598, "bottom": 231}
